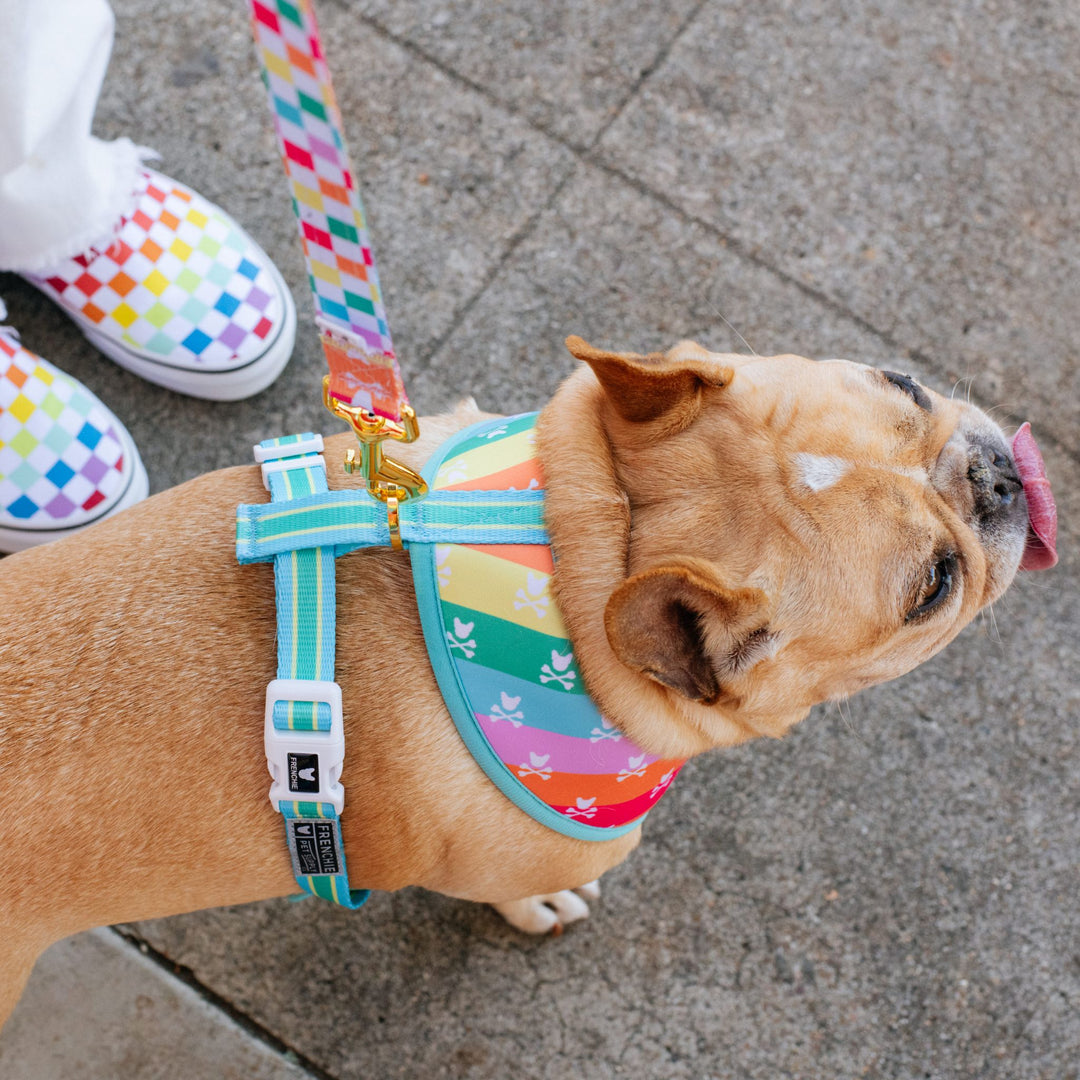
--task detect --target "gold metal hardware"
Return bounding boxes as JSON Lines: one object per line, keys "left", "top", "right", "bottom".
{"left": 322, "top": 377, "right": 428, "bottom": 515}
{"left": 385, "top": 495, "right": 402, "bottom": 550}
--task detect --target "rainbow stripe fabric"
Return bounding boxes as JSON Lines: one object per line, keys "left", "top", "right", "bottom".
{"left": 411, "top": 415, "right": 685, "bottom": 840}
{"left": 250, "top": 0, "right": 406, "bottom": 420}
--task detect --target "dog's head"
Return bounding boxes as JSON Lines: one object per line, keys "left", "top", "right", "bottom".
{"left": 540, "top": 337, "right": 1057, "bottom": 756}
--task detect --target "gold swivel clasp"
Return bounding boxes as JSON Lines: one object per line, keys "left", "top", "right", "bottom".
{"left": 322, "top": 376, "right": 427, "bottom": 550}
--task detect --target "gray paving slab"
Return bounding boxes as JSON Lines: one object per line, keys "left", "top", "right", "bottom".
{"left": 353, "top": 0, "right": 706, "bottom": 149}
{"left": 0, "top": 929, "right": 311, "bottom": 1080}
{"left": 407, "top": 160, "right": 909, "bottom": 418}
{"left": 597, "top": 0, "right": 1080, "bottom": 448}
{"left": 1, "top": 0, "right": 1077, "bottom": 1077}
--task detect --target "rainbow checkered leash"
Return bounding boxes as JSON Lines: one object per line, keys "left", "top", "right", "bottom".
{"left": 251, "top": 0, "right": 405, "bottom": 422}
{"left": 246, "top": 0, "right": 550, "bottom": 907}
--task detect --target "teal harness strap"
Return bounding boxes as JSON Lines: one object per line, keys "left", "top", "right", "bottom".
{"left": 236, "top": 488, "right": 549, "bottom": 563}
{"left": 257, "top": 433, "right": 369, "bottom": 909}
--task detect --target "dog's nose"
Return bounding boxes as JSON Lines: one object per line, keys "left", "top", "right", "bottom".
{"left": 968, "top": 439, "right": 1024, "bottom": 519}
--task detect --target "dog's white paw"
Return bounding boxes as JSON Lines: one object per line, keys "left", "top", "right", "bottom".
{"left": 492, "top": 880, "right": 602, "bottom": 935}
{"left": 574, "top": 878, "right": 601, "bottom": 901}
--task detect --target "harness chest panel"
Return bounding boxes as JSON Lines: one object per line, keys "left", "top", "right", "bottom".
{"left": 410, "top": 414, "right": 684, "bottom": 841}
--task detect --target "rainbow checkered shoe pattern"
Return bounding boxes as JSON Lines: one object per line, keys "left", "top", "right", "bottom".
{"left": 24, "top": 169, "right": 296, "bottom": 401}
{"left": 0, "top": 322, "right": 146, "bottom": 553}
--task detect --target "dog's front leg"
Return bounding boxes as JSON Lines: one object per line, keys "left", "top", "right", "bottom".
{"left": 492, "top": 879, "right": 602, "bottom": 935}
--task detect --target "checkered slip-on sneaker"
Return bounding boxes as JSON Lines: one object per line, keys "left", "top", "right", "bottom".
{"left": 0, "top": 320, "right": 148, "bottom": 554}
{"left": 24, "top": 169, "right": 296, "bottom": 402}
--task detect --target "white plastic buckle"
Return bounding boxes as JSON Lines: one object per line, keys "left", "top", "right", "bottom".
{"left": 253, "top": 434, "right": 324, "bottom": 464}
{"left": 264, "top": 679, "right": 345, "bottom": 814}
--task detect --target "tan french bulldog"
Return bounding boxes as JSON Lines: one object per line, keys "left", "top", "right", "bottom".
{"left": 0, "top": 337, "right": 1056, "bottom": 1027}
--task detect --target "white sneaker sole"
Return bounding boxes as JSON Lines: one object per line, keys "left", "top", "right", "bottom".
{"left": 33, "top": 241, "right": 297, "bottom": 402}
{"left": 0, "top": 438, "right": 149, "bottom": 555}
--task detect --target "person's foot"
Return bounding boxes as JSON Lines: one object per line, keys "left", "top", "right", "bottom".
{"left": 0, "top": 312, "right": 147, "bottom": 554}
{"left": 23, "top": 169, "right": 296, "bottom": 401}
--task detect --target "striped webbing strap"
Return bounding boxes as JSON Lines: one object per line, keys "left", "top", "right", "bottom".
{"left": 237, "top": 488, "right": 549, "bottom": 563}
{"left": 258, "top": 433, "right": 369, "bottom": 909}
{"left": 242, "top": 430, "right": 550, "bottom": 908}
{"left": 250, "top": 0, "right": 406, "bottom": 421}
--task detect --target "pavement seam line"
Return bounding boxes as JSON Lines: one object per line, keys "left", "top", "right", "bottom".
{"left": 419, "top": 162, "right": 580, "bottom": 369}
{"left": 109, "top": 926, "right": 341, "bottom": 1080}
{"left": 339, "top": 6, "right": 935, "bottom": 370}
{"left": 318, "top": 7, "right": 582, "bottom": 370}
{"left": 583, "top": 0, "right": 712, "bottom": 153}
{"left": 347, "top": 3, "right": 712, "bottom": 372}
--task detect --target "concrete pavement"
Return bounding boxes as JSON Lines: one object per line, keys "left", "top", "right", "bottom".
{"left": 1, "top": 0, "right": 1077, "bottom": 1076}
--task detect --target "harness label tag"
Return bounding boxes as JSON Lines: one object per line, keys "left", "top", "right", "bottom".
{"left": 287, "top": 752, "right": 320, "bottom": 793}
{"left": 287, "top": 819, "right": 341, "bottom": 877}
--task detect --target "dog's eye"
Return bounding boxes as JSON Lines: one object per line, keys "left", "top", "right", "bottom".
{"left": 907, "top": 553, "right": 956, "bottom": 621}
{"left": 882, "top": 370, "right": 932, "bottom": 412}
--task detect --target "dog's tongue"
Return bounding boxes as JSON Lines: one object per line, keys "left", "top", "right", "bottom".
{"left": 1011, "top": 423, "right": 1058, "bottom": 571}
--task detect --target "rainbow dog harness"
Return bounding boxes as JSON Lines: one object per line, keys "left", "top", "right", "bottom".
{"left": 415, "top": 413, "right": 685, "bottom": 838}
{"left": 237, "top": 414, "right": 685, "bottom": 903}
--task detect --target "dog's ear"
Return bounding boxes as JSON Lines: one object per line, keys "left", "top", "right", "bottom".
{"left": 565, "top": 336, "right": 733, "bottom": 424}
{"left": 604, "top": 563, "right": 770, "bottom": 704}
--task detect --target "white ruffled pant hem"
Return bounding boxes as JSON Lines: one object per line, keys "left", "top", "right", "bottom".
{"left": 0, "top": 0, "right": 148, "bottom": 274}
{"left": 0, "top": 139, "right": 152, "bottom": 274}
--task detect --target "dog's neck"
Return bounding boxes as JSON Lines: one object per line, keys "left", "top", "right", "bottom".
{"left": 537, "top": 369, "right": 761, "bottom": 760}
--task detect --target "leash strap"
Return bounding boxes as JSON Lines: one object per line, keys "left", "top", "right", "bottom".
{"left": 256, "top": 433, "right": 369, "bottom": 909}
{"left": 250, "top": 0, "right": 407, "bottom": 422}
